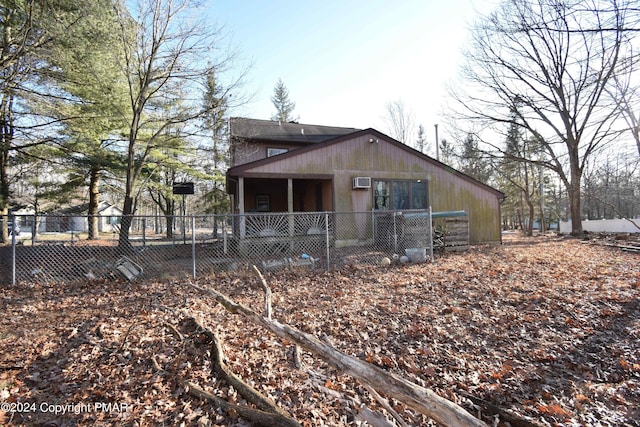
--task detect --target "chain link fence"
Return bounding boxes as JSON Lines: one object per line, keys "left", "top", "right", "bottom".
{"left": 1, "top": 209, "right": 434, "bottom": 285}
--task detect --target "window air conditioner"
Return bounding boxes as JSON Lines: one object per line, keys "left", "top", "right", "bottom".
{"left": 352, "top": 176, "right": 371, "bottom": 189}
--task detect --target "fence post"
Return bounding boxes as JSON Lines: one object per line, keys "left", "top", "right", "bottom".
{"left": 11, "top": 216, "right": 16, "bottom": 286}
{"left": 31, "top": 215, "right": 36, "bottom": 246}
{"left": 324, "top": 212, "right": 331, "bottom": 271}
{"left": 223, "top": 216, "right": 228, "bottom": 255}
{"left": 428, "top": 207, "right": 434, "bottom": 263}
{"left": 191, "top": 216, "right": 196, "bottom": 279}
{"left": 142, "top": 218, "right": 146, "bottom": 247}
{"left": 393, "top": 211, "right": 399, "bottom": 254}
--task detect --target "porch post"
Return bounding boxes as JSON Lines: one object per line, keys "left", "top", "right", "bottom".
{"left": 239, "top": 177, "right": 246, "bottom": 238}
{"left": 287, "top": 178, "right": 293, "bottom": 213}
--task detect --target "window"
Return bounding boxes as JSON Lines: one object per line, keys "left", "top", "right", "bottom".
{"left": 267, "top": 147, "right": 288, "bottom": 157}
{"left": 411, "top": 181, "right": 428, "bottom": 209}
{"left": 373, "top": 179, "right": 428, "bottom": 210}
{"left": 256, "top": 194, "right": 270, "bottom": 212}
{"left": 393, "top": 181, "right": 409, "bottom": 209}
{"left": 374, "top": 181, "right": 390, "bottom": 210}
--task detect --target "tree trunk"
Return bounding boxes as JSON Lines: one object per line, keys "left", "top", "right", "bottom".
{"left": 0, "top": 102, "right": 11, "bottom": 245}
{"left": 87, "top": 165, "right": 100, "bottom": 240}
{"left": 165, "top": 198, "right": 175, "bottom": 239}
{"left": 568, "top": 160, "right": 583, "bottom": 236}
{"left": 118, "top": 195, "right": 134, "bottom": 248}
{"left": 0, "top": 206, "right": 8, "bottom": 245}
{"left": 525, "top": 196, "right": 534, "bottom": 237}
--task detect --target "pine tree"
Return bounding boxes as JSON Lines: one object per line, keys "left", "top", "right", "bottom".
{"left": 271, "top": 78, "right": 297, "bottom": 122}
{"left": 45, "top": 0, "right": 129, "bottom": 239}
{"left": 202, "top": 70, "right": 231, "bottom": 216}
{"left": 416, "top": 125, "right": 426, "bottom": 153}
{"left": 458, "top": 134, "right": 492, "bottom": 183}
{"left": 439, "top": 139, "right": 456, "bottom": 165}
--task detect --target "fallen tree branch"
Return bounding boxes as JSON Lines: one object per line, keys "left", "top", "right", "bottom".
{"left": 459, "top": 392, "right": 545, "bottom": 427}
{"left": 117, "top": 322, "right": 141, "bottom": 353}
{"left": 188, "top": 316, "right": 299, "bottom": 424}
{"left": 292, "top": 343, "right": 303, "bottom": 369}
{"left": 356, "top": 407, "right": 396, "bottom": 427}
{"left": 184, "top": 381, "right": 301, "bottom": 427}
{"left": 252, "top": 265, "right": 272, "bottom": 319}
{"left": 189, "top": 282, "right": 487, "bottom": 427}
{"left": 151, "top": 355, "right": 163, "bottom": 373}
{"left": 364, "top": 384, "right": 410, "bottom": 427}
{"left": 164, "top": 322, "right": 184, "bottom": 341}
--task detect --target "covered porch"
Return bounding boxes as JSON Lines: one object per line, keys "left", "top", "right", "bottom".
{"left": 226, "top": 175, "right": 334, "bottom": 216}
{"left": 225, "top": 176, "right": 335, "bottom": 256}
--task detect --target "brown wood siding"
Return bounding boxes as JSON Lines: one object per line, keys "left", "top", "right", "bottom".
{"left": 233, "top": 133, "right": 502, "bottom": 243}
{"left": 231, "top": 140, "right": 306, "bottom": 166}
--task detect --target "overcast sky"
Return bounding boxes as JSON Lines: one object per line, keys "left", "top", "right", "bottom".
{"left": 208, "top": 0, "right": 498, "bottom": 148}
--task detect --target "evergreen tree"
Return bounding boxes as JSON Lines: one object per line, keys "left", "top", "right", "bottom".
{"left": 0, "top": 0, "right": 103, "bottom": 243}
{"left": 271, "top": 78, "right": 297, "bottom": 122}
{"left": 458, "top": 133, "right": 492, "bottom": 183}
{"left": 44, "top": 0, "right": 129, "bottom": 239}
{"left": 497, "top": 114, "right": 547, "bottom": 236}
{"left": 416, "top": 124, "right": 426, "bottom": 154}
{"left": 201, "top": 69, "right": 231, "bottom": 216}
{"left": 439, "top": 139, "right": 456, "bottom": 165}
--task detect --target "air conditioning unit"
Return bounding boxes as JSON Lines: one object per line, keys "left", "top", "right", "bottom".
{"left": 352, "top": 176, "right": 371, "bottom": 189}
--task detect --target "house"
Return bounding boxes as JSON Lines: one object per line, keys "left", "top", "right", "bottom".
{"left": 226, "top": 118, "right": 504, "bottom": 246}
{"left": 44, "top": 201, "right": 122, "bottom": 233}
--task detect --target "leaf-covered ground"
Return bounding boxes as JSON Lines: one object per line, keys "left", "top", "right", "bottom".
{"left": 1, "top": 235, "right": 639, "bottom": 426}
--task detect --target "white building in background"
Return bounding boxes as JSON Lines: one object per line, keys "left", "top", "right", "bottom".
{"left": 560, "top": 218, "right": 640, "bottom": 234}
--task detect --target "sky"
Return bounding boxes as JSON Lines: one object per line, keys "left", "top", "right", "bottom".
{"left": 207, "top": 0, "right": 498, "bottom": 150}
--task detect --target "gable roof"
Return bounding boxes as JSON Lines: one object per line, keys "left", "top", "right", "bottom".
{"left": 230, "top": 117, "right": 360, "bottom": 144}
{"left": 228, "top": 127, "right": 504, "bottom": 199}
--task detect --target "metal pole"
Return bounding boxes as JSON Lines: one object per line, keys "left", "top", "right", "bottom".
{"left": 325, "top": 212, "right": 330, "bottom": 271}
{"left": 142, "top": 218, "right": 146, "bottom": 247}
{"left": 182, "top": 194, "right": 186, "bottom": 245}
{"left": 434, "top": 124, "right": 440, "bottom": 161}
{"left": 223, "top": 215, "right": 228, "bottom": 255}
{"left": 428, "top": 206, "right": 434, "bottom": 263}
{"left": 172, "top": 215, "right": 176, "bottom": 247}
{"left": 191, "top": 216, "right": 196, "bottom": 278}
{"left": 393, "top": 211, "right": 398, "bottom": 254}
{"left": 11, "top": 217, "right": 16, "bottom": 286}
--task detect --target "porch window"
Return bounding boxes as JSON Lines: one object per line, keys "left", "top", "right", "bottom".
{"left": 373, "top": 179, "right": 428, "bottom": 210}
{"left": 256, "top": 194, "right": 271, "bottom": 212}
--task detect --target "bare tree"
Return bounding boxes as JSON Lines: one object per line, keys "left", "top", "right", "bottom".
{"left": 449, "top": 0, "right": 640, "bottom": 235}
{"left": 608, "top": 60, "right": 640, "bottom": 157}
{"left": 112, "top": 0, "right": 239, "bottom": 246}
{"left": 582, "top": 150, "right": 639, "bottom": 223}
{"left": 384, "top": 99, "right": 415, "bottom": 145}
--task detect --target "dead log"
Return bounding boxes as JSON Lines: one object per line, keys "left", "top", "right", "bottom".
{"left": 190, "top": 282, "right": 487, "bottom": 427}
{"left": 184, "top": 381, "right": 301, "bottom": 427}
{"left": 189, "top": 316, "right": 299, "bottom": 424}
